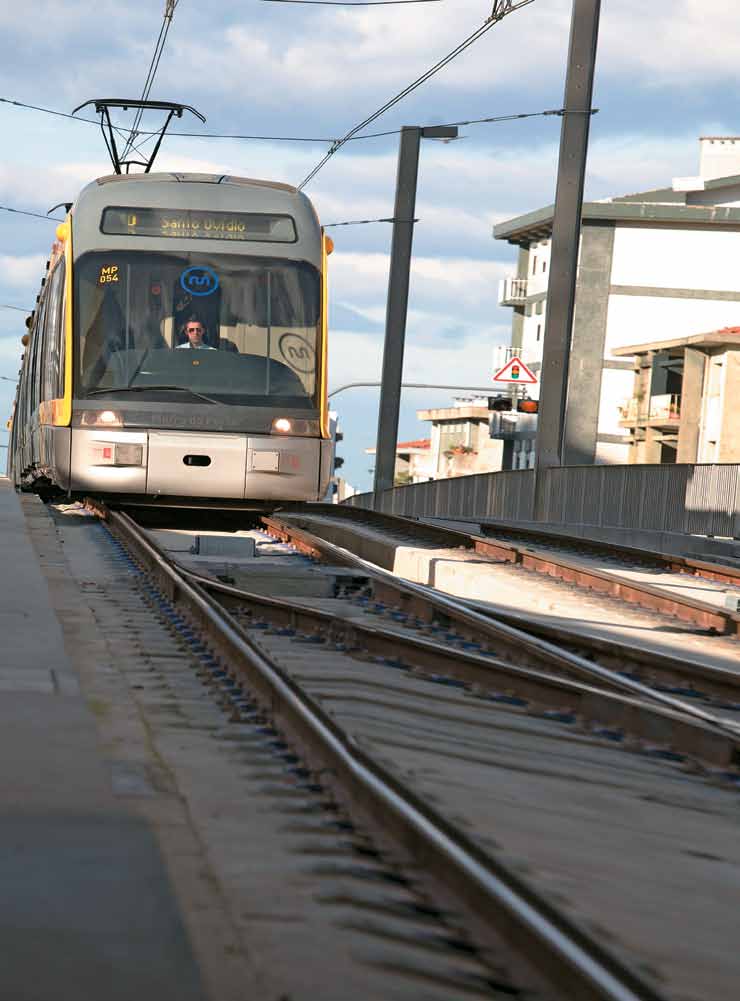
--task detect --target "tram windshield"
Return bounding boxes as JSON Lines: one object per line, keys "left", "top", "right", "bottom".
{"left": 74, "top": 251, "right": 321, "bottom": 407}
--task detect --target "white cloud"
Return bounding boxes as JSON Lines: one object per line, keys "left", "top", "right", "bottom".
{"left": 328, "top": 322, "right": 509, "bottom": 393}
{"left": 599, "top": 1, "right": 740, "bottom": 85}
{"left": 329, "top": 251, "right": 507, "bottom": 318}
{"left": 0, "top": 254, "right": 46, "bottom": 288}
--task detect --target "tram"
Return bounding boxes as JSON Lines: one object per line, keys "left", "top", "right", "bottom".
{"left": 8, "top": 172, "right": 334, "bottom": 503}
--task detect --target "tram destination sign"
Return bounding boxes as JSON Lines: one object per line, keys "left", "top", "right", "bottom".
{"left": 101, "top": 207, "right": 297, "bottom": 243}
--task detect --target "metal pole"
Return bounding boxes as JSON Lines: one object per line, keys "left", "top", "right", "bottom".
{"left": 329, "top": 382, "right": 499, "bottom": 399}
{"left": 373, "top": 125, "right": 457, "bottom": 493}
{"left": 535, "top": 0, "right": 601, "bottom": 471}
{"left": 374, "top": 126, "right": 422, "bottom": 493}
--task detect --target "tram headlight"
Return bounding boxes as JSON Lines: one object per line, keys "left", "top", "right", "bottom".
{"left": 271, "top": 417, "right": 320, "bottom": 436}
{"left": 73, "top": 409, "right": 124, "bottom": 428}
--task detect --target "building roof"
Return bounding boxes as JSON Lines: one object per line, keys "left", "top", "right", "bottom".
{"left": 493, "top": 200, "right": 740, "bottom": 246}
{"left": 612, "top": 326, "right": 740, "bottom": 356}
{"left": 417, "top": 406, "right": 489, "bottom": 422}
{"left": 365, "top": 439, "right": 431, "bottom": 456}
{"left": 396, "top": 439, "right": 430, "bottom": 450}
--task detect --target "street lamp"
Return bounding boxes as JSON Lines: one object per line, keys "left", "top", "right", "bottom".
{"left": 373, "top": 124, "right": 458, "bottom": 494}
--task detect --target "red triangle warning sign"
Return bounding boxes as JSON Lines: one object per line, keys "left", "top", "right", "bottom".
{"left": 492, "top": 355, "right": 537, "bottom": 384}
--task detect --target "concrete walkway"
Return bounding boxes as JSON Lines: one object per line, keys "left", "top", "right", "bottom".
{"left": 0, "top": 479, "right": 205, "bottom": 1001}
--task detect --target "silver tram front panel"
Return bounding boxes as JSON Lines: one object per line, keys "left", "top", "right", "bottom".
{"left": 61, "top": 173, "right": 331, "bottom": 501}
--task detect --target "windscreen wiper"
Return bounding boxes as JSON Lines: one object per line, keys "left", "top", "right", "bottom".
{"left": 87, "top": 385, "right": 221, "bottom": 404}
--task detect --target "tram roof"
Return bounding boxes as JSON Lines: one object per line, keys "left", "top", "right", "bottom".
{"left": 69, "top": 173, "right": 322, "bottom": 266}
{"left": 93, "top": 172, "right": 299, "bottom": 193}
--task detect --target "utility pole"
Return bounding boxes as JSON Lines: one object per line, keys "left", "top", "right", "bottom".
{"left": 373, "top": 125, "right": 457, "bottom": 493}
{"left": 535, "top": 0, "right": 602, "bottom": 471}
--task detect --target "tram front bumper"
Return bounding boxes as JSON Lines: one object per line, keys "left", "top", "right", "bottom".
{"left": 70, "top": 429, "right": 325, "bottom": 500}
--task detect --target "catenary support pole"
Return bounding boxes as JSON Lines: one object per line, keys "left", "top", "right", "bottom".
{"left": 535, "top": 0, "right": 602, "bottom": 471}
{"left": 374, "top": 127, "right": 423, "bottom": 493}
{"left": 373, "top": 125, "right": 457, "bottom": 492}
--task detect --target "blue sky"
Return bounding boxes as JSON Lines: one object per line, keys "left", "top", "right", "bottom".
{"left": 1, "top": 0, "right": 738, "bottom": 488}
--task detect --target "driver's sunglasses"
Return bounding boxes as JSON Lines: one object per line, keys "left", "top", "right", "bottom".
{"left": 186, "top": 326, "right": 203, "bottom": 333}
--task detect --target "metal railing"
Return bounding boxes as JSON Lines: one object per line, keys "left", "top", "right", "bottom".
{"left": 344, "top": 462, "right": 740, "bottom": 540}
{"left": 498, "top": 277, "right": 528, "bottom": 305}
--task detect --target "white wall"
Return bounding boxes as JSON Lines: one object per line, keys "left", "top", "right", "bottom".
{"left": 687, "top": 184, "right": 740, "bottom": 207}
{"left": 598, "top": 368, "right": 634, "bottom": 435}
{"left": 604, "top": 294, "right": 740, "bottom": 355}
{"left": 595, "top": 440, "right": 630, "bottom": 464}
{"left": 699, "top": 138, "right": 740, "bottom": 180}
{"left": 520, "top": 301, "right": 546, "bottom": 376}
{"left": 611, "top": 226, "right": 740, "bottom": 291}
{"left": 526, "top": 238, "right": 551, "bottom": 297}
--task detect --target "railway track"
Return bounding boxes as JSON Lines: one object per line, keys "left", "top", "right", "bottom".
{"left": 257, "top": 506, "right": 740, "bottom": 709}
{"left": 254, "top": 512, "right": 740, "bottom": 732}
{"left": 273, "top": 504, "right": 740, "bottom": 637}
{"left": 87, "top": 498, "right": 740, "bottom": 1001}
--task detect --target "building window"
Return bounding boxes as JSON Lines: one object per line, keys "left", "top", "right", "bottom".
{"left": 532, "top": 255, "right": 538, "bottom": 275}
{"left": 542, "top": 259, "right": 547, "bottom": 273}
{"left": 536, "top": 324, "right": 542, "bottom": 342}
{"left": 535, "top": 300, "right": 543, "bottom": 315}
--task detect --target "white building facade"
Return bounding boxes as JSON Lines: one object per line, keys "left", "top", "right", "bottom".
{"left": 494, "top": 138, "right": 740, "bottom": 467}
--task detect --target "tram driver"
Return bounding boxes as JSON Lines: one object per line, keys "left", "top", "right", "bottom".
{"left": 177, "top": 316, "right": 216, "bottom": 350}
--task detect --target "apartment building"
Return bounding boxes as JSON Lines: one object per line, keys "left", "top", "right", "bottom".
{"left": 614, "top": 327, "right": 740, "bottom": 464}
{"left": 494, "top": 137, "right": 740, "bottom": 466}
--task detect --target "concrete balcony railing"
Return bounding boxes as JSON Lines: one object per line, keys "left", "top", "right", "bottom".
{"left": 498, "top": 277, "right": 528, "bottom": 306}
{"left": 649, "top": 393, "right": 681, "bottom": 422}
{"left": 619, "top": 394, "right": 681, "bottom": 426}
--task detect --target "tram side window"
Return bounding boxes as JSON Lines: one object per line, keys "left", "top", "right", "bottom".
{"left": 41, "top": 260, "right": 66, "bottom": 402}
{"left": 14, "top": 357, "right": 26, "bottom": 448}
{"left": 27, "top": 294, "right": 47, "bottom": 421}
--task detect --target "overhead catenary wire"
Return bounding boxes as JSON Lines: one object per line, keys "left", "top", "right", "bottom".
{"left": 0, "top": 304, "right": 30, "bottom": 312}
{"left": 0, "top": 97, "right": 133, "bottom": 146}
{"left": 119, "top": 0, "right": 180, "bottom": 163}
{"left": 262, "top": 0, "right": 442, "bottom": 4}
{"left": 0, "top": 204, "right": 64, "bottom": 222}
{"left": 0, "top": 105, "right": 574, "bottom": 233}
{"left": 297, "top": 0, "right": 536, "bottom": 189}
{"left": 1, "top": 93, "right": 335, "bottom": 142}
{"left": 1, "top": 94, "right": 571, "bottom": 146}
{"left": 324, "top": 217, "right": 397, "bottom": 226}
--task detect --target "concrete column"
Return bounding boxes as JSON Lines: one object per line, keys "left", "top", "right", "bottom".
{"left": 535, "top": 0, "right": 602, "bottom": 470}
{"left": 511, "top": 245, "right": 529, "bottom": 352}
{"left": 719, "top": 350, "right": 740, "bottom": 462}
{"left": 676, "top": 347, "right": 706, "bottom": 463}
{"left": 562, "top": 222, "right": 615, "bottom": 465}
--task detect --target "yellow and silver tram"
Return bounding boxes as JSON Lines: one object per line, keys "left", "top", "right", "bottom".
{"left": 9, "top": 172, "right": 333, "bottom": 502}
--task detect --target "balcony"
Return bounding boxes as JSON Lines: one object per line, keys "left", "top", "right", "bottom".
{"left": 618, "top": 394, "right": 681, "bottom": 427}
{"left": 498, "top": 277, "right": 528, "bottom": 306}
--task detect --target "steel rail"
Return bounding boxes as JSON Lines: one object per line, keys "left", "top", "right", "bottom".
{"left": 469, "top": 516, "right": 740, "bottom": 586}
{"left": 180, "top": 562, "right": 739, "bottom": 765}
{"left": 461, "top": 596, "right": 740, "bottom": 703}
{"left": 94, "top": 500, "right": 670, "bottom": 1001}
{"left": 263, "top": 515, "right": 740, "bottom": 750}
{"left": 277, "top": 505, "right": 740, "bottom": 635}
{"left": 326, "top": 504, "right": 740, "bottom": 589}
{"left": 270, "top": 506, "right": 740, "bottom": 701}
{"left": 285, "top": 502, "right": 740, "bottom": 585}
